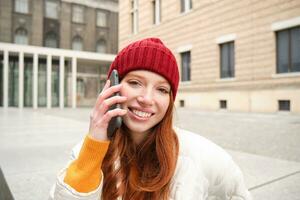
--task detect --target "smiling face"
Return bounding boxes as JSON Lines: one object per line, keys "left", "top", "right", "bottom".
{"left": 120, "top": 70, "right": 171, "bottom": 144}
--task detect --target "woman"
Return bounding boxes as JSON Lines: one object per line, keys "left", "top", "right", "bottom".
{"left": 50, "top": 38, "right": 252, "bottom": 200}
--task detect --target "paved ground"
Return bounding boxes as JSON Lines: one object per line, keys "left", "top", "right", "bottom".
{"left": 0, "top": 107, "right": 300, "bottom": 200}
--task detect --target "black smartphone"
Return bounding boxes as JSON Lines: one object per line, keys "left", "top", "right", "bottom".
{"left": 107, "top": 69, "right": 122, "bottom": 139}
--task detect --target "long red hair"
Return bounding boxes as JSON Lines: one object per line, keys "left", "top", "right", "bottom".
{"left": 101, "top": 95, "right": 179, "bottom": 200}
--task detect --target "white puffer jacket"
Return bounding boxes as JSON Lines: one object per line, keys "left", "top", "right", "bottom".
{"left": 49, "top": 128, "right": 252, "bottom": 200}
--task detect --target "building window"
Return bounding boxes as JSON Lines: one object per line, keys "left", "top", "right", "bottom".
{"left": 45, "top": 0, "right": 58, "bottom": 19}
{"left": 179, "top": 100, "right": 185, "bottom": 107}
{"left": 44, "top": 32, "right": 58, "bottom": 48}
{"left": 130, "top": 0, "right": 138, "bottom": 34}
{"left": 72, "top": 36, "right": 83, "bottom": 51}
{"left": 72, "top": 5, "right": 84, "bottom": 23}
{"left": 77, "top": 78, "right": 85, "bottom": 97}
{"left": 15, "top": 0, "right": 29, "bottom": 14}
{"left": 180, "top": 0, "right": 192, "bottom": 13}
{"left": 14, "top": 28, "right": 28, "bottom": 44}
{"left": 96, "top": 11, "right": 107, "bottom": 27}
{"left": 220, "top": 100, "right": 227, "bottom": 109}
{"left": 152, "top": 0, "right": 161, "bottom": 25}
{"left": 96, "top": 39, "right": 107, "bottom": 53}
{"left": 181, "top": 51, "right": 191, "bottom": 81}
{"left": 276, "top": 26, "right": 300, "bottom": 73}
{"left": 220, "top": 41, "right": 235, "bottom": 78}
{"left": 278, "top": 100, "right": 290, "bottom": 111}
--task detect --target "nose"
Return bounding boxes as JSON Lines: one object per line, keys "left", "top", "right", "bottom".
{"left": 137, "top": 89, "right": 154, "bottom": 106}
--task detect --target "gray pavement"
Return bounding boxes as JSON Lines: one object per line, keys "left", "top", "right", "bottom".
{"left": 0, "top": 107, "right": 300, "bottom": 200}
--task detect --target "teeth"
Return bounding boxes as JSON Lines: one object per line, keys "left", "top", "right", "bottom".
{"left": 132, "top": 109, "right": 152, "bottom": 118}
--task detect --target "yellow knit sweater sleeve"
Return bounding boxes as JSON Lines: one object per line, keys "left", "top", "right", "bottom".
{"left": 64, "top": 135, "right": 110, "bottom": 193}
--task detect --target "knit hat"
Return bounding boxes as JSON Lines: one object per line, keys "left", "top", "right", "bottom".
{"left": 107, "top": 37, "right": 179, "bottom": 99}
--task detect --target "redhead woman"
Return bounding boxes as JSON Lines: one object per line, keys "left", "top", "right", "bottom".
{"left": 49, "top": 38, "right": 252, "bottom": 200}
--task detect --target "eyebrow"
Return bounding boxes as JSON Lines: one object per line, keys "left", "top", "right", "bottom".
{"left": 127, "top": 74, "right": 170, "bottom": 85}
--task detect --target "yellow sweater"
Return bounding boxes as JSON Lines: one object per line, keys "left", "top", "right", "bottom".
{"left": 64, "top": 135, "right": 110, "bottom": 193}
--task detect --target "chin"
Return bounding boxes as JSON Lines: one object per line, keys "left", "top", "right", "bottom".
{"left": 124, "top": 120, "right": 154, "bottom": 134}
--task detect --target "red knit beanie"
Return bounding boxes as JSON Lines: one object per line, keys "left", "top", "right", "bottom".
{"left": 107, "top": 38, "right": 179, "bottom": 99}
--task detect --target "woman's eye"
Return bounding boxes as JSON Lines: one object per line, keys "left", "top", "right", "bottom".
{"left": 158, "top": 88, "right": 170, "bottom": 94}
{"left": 128, "top": 80, "right": 140, "bottom": 86}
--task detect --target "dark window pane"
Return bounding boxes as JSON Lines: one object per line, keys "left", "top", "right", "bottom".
{"left": 131, "top": 13, "right": 134, "bottom": 33}
{"left": 45, "top": 32, "right": 58, "bottom": 48}
{"left": 152, "top": 1, "right": 155, "bottom": 24}
{"left": 8, "top": 57, "right": 19, "bottom": 107}
{"left": 38, "top": 59, "right": 47, "bottom": 107}
{"left": 278, "top": 100, "right": 290, "bottom": 111}
{"left": 220, "top": 100, "right": 227, "bottom": 109}
{"left": 52, "top": 60, "right": 59, "bottom": 107}
{"left": 24, "top": 58, "right": 33, "bottom": 107}
{"left": 229, "top": 42, "right": 235, "bottom": 77}
{"left": 181, "top": 51, "right": 191, "bottom": 81}
{"left": 220, "top": 42, "right": 234, "bottom": 78}
{"left": 221, "top": 44, "right": 229, "bottom": 78}
{"left": 277, "top": 30, "right": 289, "bottom": 73}
{"left": 180, "top": 100, "right": 185, "bottom": 107}
{"left": 291, "top": 27, "right": 300, "bottom": 72}
{"left": 180, "top": 0, "right": 185, "bottom": 12}
{"left": 0, "top": 54, "right": 3, "bottom": 106}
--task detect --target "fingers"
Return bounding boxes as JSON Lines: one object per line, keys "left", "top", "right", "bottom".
{"left": 102, "top": 108, "right": 127, "bottom": 125}
{"left": 99, "top": 96, "right": 127, "bottom": 114}
{"left": 94, "top": 80, "right": 110, "bottom": 107}
{"left": 102, "top": 79, "right": 111, "bottom": 91}
{"left": 95, "top": 84, "right": 123, "bottom": 109}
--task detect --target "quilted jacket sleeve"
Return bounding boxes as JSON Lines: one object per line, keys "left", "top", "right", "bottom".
{"left": 220, "top": 158, "right": 252, "bottom": 200}
{"left": 173, "top": 128, "right": 252, "bottom": 200}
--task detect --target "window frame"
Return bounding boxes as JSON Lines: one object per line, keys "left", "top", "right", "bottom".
{"left": 276, "top": 26, "right": 300, "bottom": 74}
{"left": 180, "top": 51, "right": 191, "bottom": 82}
{"left": 72, "top": 36, "right": 83, "bottom": 51}
{"left": 14, "top": 28, "right": 29, "bottom": 45}
{"left": 152, "top": 0, "right": 161, "bottom": 25}
{"left": 130, "top": 0, "right": 139, "bottom": 34}
{"left": 44, "top": 32, "right": 58, "bottom": 48}
{"left": 96, "top": 39, "right": 107, "bottom": 53}
{"left": 278, "top": 100, "right": 291, "bottom": 111}
{"left": 45, "top": 0, "right": 59, "bottom": 19}
{"left": 220, "top": 41, "right": 235, "bottom": 78}
{"left": 96, "top": 10, "right": 107, "bottom": 27}
{"left": 14, "top": 0, "right": 29, "bottom": 14}
{"left": 180, "top": 0, "right": 192, "bottom": 13}
{"left": 72, "top": 4, "right": 85, "bottom": 24}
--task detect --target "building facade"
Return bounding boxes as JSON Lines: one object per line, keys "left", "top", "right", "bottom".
{"left": 119, "top": 0, "right": 300, "bottom": 113}
{"left": 0, "top": 0, "right": 118, "bottom": 108}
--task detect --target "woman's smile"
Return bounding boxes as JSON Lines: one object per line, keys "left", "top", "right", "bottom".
{"left": 128, "top": 107, "right": 154, "bottom": 120}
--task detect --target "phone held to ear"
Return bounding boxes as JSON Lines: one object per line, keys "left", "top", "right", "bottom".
{"left": 107, "top": 69, "right": 122, "bottom": 139}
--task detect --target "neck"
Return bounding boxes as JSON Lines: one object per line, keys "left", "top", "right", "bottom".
{"left": 130, "top": 130, "right": 150, "bottom": 145}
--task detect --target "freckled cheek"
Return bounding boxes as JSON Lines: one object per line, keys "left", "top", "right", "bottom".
{"left": 120, "top": 84, "right": 131, "bottom": 97}
{"left": 158, "top": 98, "right": 170, "bottom": 113}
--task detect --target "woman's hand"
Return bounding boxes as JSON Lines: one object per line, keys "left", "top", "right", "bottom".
{"left": 89, "top": 80, "right": 127, "bottom": 141}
